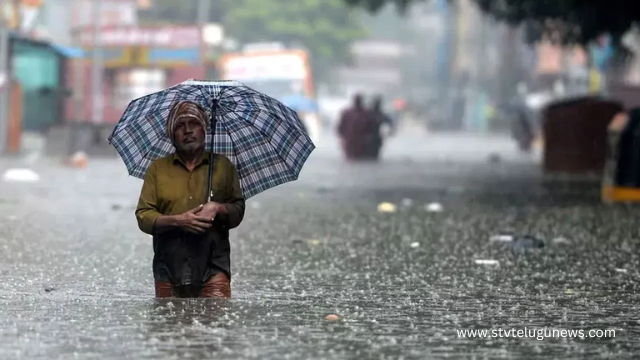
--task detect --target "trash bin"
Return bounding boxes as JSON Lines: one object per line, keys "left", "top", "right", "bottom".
{"left": 7, "top": 80, "right": 22, "bottom": 154}
{"left": 543, "top": 96, "right": 623, "bottom": 175}
{"left": 602, "top": 108, "right": 640, "bottom": 202}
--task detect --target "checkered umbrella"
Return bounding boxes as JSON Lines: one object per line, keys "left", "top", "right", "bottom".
{"left": 108, "top": 79, "right": 315, "bottom": 199}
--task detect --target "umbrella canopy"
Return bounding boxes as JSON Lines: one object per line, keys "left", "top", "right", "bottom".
{"left": 280, "top": 94, "right": 319, "bottom": 113}
{"left": 108, "top": 79, "right": 315, "bottom": 199}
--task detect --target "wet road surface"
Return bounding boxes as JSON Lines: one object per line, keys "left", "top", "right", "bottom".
{"left": 0, "top": 132, "right": 638, "bottom": 359}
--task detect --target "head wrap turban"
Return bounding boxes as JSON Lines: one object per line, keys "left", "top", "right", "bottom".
{"left": 166, "top": 101, "right": 208, "bottom": 145}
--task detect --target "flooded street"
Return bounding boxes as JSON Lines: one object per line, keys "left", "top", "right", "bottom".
{"left": 1, "top": 132, "right": 638, "bottom": 359}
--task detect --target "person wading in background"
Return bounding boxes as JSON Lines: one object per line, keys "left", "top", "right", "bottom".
{"left": 337, "top": 94, "right": 377, "bottom": 161}
{"left": 369, "top": 95, "right": 395, "bottom": 160}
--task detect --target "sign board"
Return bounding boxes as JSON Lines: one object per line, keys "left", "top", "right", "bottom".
{"left": 79, "top": 26, "right": 201, "bottom": 48}
{"left": 104, "top": 46, "right": 150, "bottom": 67}
{"left": 101, "top": 47, "right": 201, "bottom": 67}
{"left": 336, "top": 67, "right": 402, "bottom": 84}
{"left": 242, "top": 42, "right": 285, "bottom": 53}
{"left": 350, "top": 40, "right": 405, "bottom": 58}
{"left": 222, "top": 54, "right": 306, "bottom": 80}
{"left": 72, "top": 0, "right": 138, "bottom": 28}
{"left": 2, "top": 0, "right": 43, "bottom": 30}
{"left": 202, "top": 24, "right": 224, "bottom": 46}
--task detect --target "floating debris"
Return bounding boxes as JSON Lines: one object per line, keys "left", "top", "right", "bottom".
{"left": 44, "top": 287, "right": 55, "bottom": 293}
{"left": 410, "top": 242, "right": 420, "bottom": 248}
{"left": 377, "top": 202, "right": 397, "bottom": 213}
{"left": 552, "top": 237, "right": 571, "bottom": 245}
{"left": 490, "top": 234, "right": 514, "bottom": 243}
{"left": 307, "top": 239, "right": 320, "bottom": 246}
{"left": 70, "top": 151, "right": 88, "bottom": 168}
{"left": 615, "top": 268, "right": 628, "bottom": 273}
{"left": 2, "top": 168, "right": 39, "bottom": 183}
{"left": 325, "top": 314, "right": 339, "bottom": 322}
{"left": 475, "top": 259, "right": 499, "bottom": 266}
{"left": 425, "top": 202, "right": 443, "bottom": 213}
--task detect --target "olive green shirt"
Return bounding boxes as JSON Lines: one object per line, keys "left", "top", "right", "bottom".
{"left": 135, "top": 152, "right": 245, "bottom": 233}
{"left": 135, "top": 152, "right": 245, "bottom": 285}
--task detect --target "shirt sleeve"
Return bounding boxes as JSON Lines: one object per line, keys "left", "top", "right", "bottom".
{"left": 135, "top": 162, "right": 162, "bottom": 235}
{"left": 222, "top": 157, "right": 245, "bottom": 229}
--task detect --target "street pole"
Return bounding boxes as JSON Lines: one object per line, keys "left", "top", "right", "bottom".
{"left": 476, "top": 15, "right": 488, "bottom": 132}
{"left": 74, "top": 0, "right": 84, "bottom": 122}
{"left": 90, "top": 0, "right": 103, "bottom": 124}
{"left": 71, "top": 0, "right": 85, "bottom": 154}
{"left": 197, "top": 0, "right": 210, "bottom": 25}
{"left": 0, "top": 1, "right": 10, "bottom": 154}
{"left": 466, "top": 10, "right": 487, "bottom": 132}
{"left": 197, "top": 0, "right": 210, "bottom": 72}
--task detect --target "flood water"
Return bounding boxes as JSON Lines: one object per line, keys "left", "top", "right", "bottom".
{"left": 0, "top": 133, "right": 638, "bottom": 359}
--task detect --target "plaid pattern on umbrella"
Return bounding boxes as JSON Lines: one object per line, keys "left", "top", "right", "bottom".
{"left": 108, "top": 79, "right": 315, "bottom": 199}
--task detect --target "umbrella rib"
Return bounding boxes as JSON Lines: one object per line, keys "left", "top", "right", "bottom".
{"left": 131, "top": 139, "right": 172, "bottom": 177}
{"left": 227, "top": 108, "right": 312, "bottom": 177}
{"left": 212, "top": 115, "right": 237, "bottom": 158}
{"left": 214, "top": 86, "right": 311, "bottom": 185}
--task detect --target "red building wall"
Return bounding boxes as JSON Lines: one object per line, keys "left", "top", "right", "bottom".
{"left": 167, "top": 65, "right": 207, "bottom": 91}
{"left": 64, "top": 62, "right": 207, "bottom": 124}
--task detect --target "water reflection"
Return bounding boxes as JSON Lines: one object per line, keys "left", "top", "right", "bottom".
{"left": 144, "top": 299, "right": 231, "bottom": 357}
{"left": 1, "top": 151, "right": 639, "bottom": 358}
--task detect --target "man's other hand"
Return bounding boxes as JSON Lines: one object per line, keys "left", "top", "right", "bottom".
{"left": 176, "top": 205, "right": 212, "bottom": 234}
{"left": 199, "top": 202, "right": 227, "bottom": 221}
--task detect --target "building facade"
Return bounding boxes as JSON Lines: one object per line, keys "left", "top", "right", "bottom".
{"left": 69, "top": 24, "right": 212, "bottom": 124}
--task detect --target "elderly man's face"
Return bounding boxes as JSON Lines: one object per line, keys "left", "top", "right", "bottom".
{"left": 174, "top": 117, "right": 206, "bottom": 153}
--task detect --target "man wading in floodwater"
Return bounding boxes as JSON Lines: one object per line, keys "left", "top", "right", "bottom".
{"left": 135, "top": 101, "right": 245, "bottom": 298}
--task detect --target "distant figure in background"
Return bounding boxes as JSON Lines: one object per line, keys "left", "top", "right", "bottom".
{"left": 450, "top": 72, "right": 469, "bottom": 130}
{"left": 370, "top": 95, "right": 395, "bottom": 159}
{"left": 510, "top": 83, "right": 534, "bottom": 153}
{"left": 337, "top": 94, "right": 376, "bottom": 161}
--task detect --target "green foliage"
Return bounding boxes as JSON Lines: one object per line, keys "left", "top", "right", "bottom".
{"left": 222, "top": 0, "right": 368, "bottom": 77}
{"left": 474, "top": 0, "right": 638, "bottom": 46}
{"left": 343, "top": 0, "right": 416, "bottom": 14}
{"left": 138, "top": 0, "right": 367, "bottom": 77}
{"left": 343, "top": 0, "right": 640, "bottom": 46}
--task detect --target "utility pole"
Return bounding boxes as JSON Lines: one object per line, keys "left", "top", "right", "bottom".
{"left": 0, "top": 0, "right": 10, "bottom": 154}
{"left": 197, "top": 0, "right": 210, "bottom": 25}
{"left": 90, "top": 0, "right": 103, "bottom": 124}
{"left": 70, "top": 0, "right": 86, "bottom": 155}
{"left": 197, "top": 0, "right": 210, "bottom": 70}
{"left": 73, "top": 0, "right": 84, "bottom": 123}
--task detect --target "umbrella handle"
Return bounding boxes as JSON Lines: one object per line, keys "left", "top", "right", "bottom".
{"left": 206, "top": 100, "right": 218, "bottom": 203}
